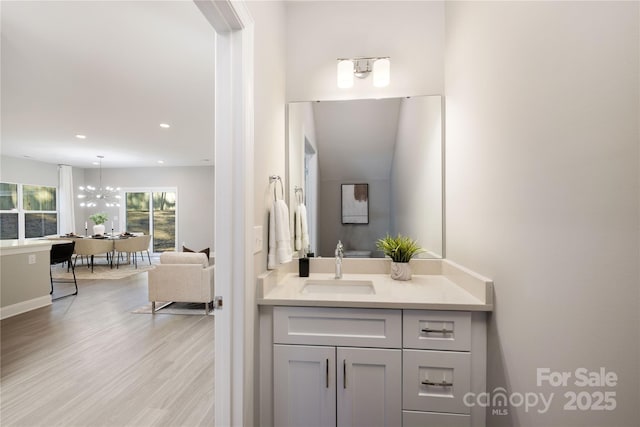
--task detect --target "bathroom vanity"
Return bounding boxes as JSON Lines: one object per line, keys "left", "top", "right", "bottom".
{"left": 257, "top": 258, "right": 493, "bottom": 427}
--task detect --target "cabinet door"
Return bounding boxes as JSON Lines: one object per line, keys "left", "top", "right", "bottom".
{"left": 337, "top": 347, "right": 402, "bottom": 427}
{"left": 274, "top": 345, "right": 336, "bottom": 427}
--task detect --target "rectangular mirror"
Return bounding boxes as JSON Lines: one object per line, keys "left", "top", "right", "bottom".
{"left": 287, "top": 95, "right": 443, "bottom": 259}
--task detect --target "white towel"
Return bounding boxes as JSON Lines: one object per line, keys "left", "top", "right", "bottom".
{"left": 299, "top": 203, "right": 309, "bottom": 251}
{"left": 268, "top": 199, "right": 292, "bottom": 269}
{"left": 295, "top": 205, "right": 302, "bottom": 251}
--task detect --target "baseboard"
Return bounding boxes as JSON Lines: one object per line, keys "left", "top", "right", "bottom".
{"left": 0, "top": 295, "right": 52, "bottom": 320}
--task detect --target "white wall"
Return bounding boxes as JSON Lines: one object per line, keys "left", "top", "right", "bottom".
{"left": 1, "top": 156, "right": 60, "bottom": 187}
{"left": 246, "top": 1, "right": 287, "bottom": 424}
{"left": 445, "top": 2, "right": 639, "bottom": 426}
{"left": 391, "top": 96, "right": 442, "bottom": 257}
{"left": 285, "top": 0, "right": 444, "bottom": 102}
{"left": 80, "top": 165, "right": 214, "bottom": 252}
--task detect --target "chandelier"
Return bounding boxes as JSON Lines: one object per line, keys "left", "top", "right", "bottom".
{"left": 78, "top": 155, "right": 121, "bottom": 207}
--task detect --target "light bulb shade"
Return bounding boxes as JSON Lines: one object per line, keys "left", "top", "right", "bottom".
{"left": 373, "top": 58, "right": 390, "bottom": 87}
{"left": 337, "top": 60, "right": 354, "bottom": 88}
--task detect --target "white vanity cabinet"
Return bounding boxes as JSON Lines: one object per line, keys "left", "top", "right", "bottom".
{"left": 269, "top": 306, "right": 486, "bottom": 427}
{"left": 402, "top": 310, "right": 476, "bottom": 427}
{"left": 273, "top": 307, "right": 402, "bottom": 427}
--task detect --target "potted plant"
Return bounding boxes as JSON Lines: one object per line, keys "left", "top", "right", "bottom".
{"left": 376, "top": 234, "right": 424, "bottom": 280}
{"left": 89, "top": 212, "right": 108, "bottom": 236}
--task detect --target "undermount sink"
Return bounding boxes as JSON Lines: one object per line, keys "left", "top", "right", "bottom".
{"left": 301, "top": 279, "right": 376, "bottom": 295}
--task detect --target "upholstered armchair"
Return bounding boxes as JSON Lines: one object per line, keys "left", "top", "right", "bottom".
{"left": 147, "top": 252, "right": 215, "bottom": 314}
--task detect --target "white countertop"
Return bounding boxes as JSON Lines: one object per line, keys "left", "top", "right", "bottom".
{"left": 0, "top": 239, "right": 55, "bottom": 255}
{"left": 259, "top": 271, "right": 493, "bottom": 311}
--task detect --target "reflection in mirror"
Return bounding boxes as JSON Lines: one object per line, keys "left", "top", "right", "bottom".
{"left": 287, "top": 96, "right": 443, "bottom": 259}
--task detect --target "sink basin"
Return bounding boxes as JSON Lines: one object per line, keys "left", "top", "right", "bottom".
{"left": 301, "top": 279, "right": 375, "bottom": 295}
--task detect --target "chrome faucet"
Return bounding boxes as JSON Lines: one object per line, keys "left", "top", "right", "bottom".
{"left": 335, "top": 240, "right": 344, "bottom": 279}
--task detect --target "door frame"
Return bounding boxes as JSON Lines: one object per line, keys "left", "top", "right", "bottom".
{"left": 194, "top": 1, "right": 254, "bottom": 426}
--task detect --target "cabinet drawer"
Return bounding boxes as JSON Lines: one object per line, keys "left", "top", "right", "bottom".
{"left": 403, "top": 350, "right": 471, "bottom": 414}
{"left": 403, "top": 310, "right": 471, "bottom": 351}
{"left": 274, "top": 306, "right": 402, "bottom": 348}
{"left": 403, "top": 410, "right": 470, "bottom": 427}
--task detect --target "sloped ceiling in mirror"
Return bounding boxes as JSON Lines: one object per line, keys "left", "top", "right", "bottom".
{"left": 312, "top": 98, "right": 401, "bottom": 181}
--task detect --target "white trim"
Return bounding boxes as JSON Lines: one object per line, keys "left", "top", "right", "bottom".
{"left": 0, "top": 295, "right": 51, "bottom": 320}
{"left": 195, "top": 1, "right": 254, "bottom": 426}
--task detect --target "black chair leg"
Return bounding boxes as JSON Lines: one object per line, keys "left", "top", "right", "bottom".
{"left": 51, "top": 257, "right": 78, "bottom": 301}
{"left": 70, "top": 262, "right": 78, "bottom": 296}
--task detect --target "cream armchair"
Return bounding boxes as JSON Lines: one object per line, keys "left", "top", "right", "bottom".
{"left": 147, "top": 252, "right": 215, "bottom": 314}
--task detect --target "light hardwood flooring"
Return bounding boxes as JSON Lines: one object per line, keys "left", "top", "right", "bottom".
{"left": 1, "top": 273, "right": 214, "bottom": 427}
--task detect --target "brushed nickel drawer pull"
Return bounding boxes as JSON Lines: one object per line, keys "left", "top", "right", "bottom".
{"left": 422, "top": 379, "right": 454, "bottom": 387}
{"left": 421, "top": 327, "right": 454, "bottom": 335}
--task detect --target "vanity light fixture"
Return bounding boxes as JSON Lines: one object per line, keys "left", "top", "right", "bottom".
{"left": 337, "top": 57, "right": 390, "bottom": 88}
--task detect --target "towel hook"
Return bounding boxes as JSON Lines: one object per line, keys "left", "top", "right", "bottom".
{"left": 269, "top": 175, "right": 284, "bottom": 200}
{"left": 294, "top": 186, "right": 304, "bottom": 204}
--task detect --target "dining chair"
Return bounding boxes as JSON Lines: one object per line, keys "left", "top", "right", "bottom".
{"left": 73, "top": 238, "right": 115, "bottom": 272}
{"left": 114, "top": 234, "right": 152, "bottom": 268}
{"left": 50, "top": 241, "right": 78, "bottom": 300}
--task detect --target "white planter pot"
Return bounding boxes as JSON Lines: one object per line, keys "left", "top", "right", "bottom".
{"left": 390, "top": 261, "right": 412, "bottom": 281}
{"left": 93, "top": 224, "right": 106, "bottom": 235}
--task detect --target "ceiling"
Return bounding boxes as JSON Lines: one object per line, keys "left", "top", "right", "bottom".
{"left": 1, "top": 1, "right": 215, "bottom": 169}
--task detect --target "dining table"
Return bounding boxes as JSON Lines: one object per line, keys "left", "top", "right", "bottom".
{"left": 46, "top": 233, "right": 143, "bottom": 272}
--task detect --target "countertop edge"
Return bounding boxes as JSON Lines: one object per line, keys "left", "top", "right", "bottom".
{"left": 0, "top": 240, "right": 54, "bottom": 255}
{"left": 257, "top": 298, "right": 493, "bottom": 312}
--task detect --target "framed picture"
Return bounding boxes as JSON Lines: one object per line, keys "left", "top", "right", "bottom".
{"left": 341, "top": 184, "right": 369, "bottom": 224}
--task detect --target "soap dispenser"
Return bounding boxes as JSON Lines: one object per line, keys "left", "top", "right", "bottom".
{"left": 299, "top": 257, "right": 309, "bottom": 277}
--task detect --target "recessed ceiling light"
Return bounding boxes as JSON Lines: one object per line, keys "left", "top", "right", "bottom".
{"left": 159, "top": 123, "right": 170, "bottom": 129}
{"left": 75, "top": 134, "right": 87, "bottom": 139}
{"left": 157, "top": 160, "right": 165, "bottom": 164}
{"left": 92, "top": 161, "right": 99, "bottom": 166}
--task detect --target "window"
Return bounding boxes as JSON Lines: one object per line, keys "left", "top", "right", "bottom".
{"left": 0, "top": 182, "right": 58, "bottom": 240}
{"left": 0, "top": 183, "right": 18, "bottom": 239}
{"left": 125, "top": 189, "right": 176, "bottom": 252}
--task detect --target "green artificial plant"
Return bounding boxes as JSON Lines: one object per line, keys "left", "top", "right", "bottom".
{"left": 376, "top": 234, "right": 424, "bottom": 263}
{"left": 89, "top": 212, "right": 108, "bottom": 225}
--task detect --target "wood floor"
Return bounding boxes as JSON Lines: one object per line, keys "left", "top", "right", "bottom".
{"left": 1, "top": 273, "right": 214, "bottom": 427}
